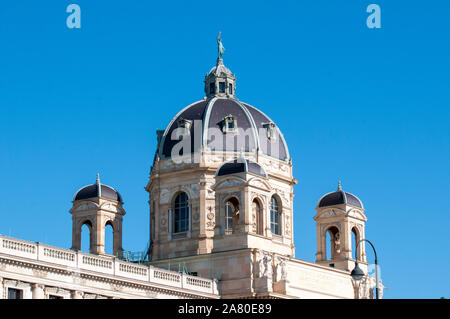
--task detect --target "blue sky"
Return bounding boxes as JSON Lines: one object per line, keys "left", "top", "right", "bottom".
{"left": 0, "top": 1, "right": 449, "bottom": 298}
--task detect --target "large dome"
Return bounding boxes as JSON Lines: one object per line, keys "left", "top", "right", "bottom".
{"left": 158, "top": 98, "right": 289, "bottom": 161}
{"left": 158, "top": 55, "right": 290, "bottom": 163}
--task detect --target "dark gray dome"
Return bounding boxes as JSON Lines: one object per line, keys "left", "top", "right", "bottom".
{"left": 216, "top": 158, "right": 267, "bottom": 178}
{"left": 317, "top": 182, "right": 363, "bottom": 208}
{"left": 158, "top": 98, "right": 289, "bottom": 161}
{"left": 73, "top": 175, "right": 122, "bottom": 203}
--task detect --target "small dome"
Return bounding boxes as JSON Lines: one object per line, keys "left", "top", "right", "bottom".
{"left": 317, "top": 182, "right": 363, "bottom": 209}
{"left": 216, "top": 158, "right": 267, "bottom": 178}
{"left": 208, "top": 59, "right": 233, "bottom": 76}
{"left": 73, "top": 174, "right": 123, "bottom": 203}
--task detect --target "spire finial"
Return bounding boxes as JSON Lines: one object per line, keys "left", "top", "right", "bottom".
{"left": 337, "top": 180, "right": 342, "bottom": 191}
{"left": 96, "top": 173, "right": 102, "bottom": 198}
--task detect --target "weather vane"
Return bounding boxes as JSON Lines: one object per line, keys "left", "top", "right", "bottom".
{"left": 217, "top": 31, "right": 225, "bottom": 59}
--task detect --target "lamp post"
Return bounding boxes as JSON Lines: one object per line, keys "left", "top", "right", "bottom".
{"left": 350, "top": 239, "right": 380, "bottom": 299}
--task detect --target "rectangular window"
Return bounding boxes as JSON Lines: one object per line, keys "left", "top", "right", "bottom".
{"left": 8, "top": 288, "right": 23, "bottom": 299}
{"left": 219, "top": 82, "right": 225, "bottom": 93}
{"left": 209, "top": 83, "right": 215, "bottom": 94}
{"left": 270, "top": 211, "right": 280, "bottom": 235}
{"left": 229, "top": 83, "right": 233, "bottom": 94}
{"left": 49, "top": 295, "right": 63, "bottom": 299}
{"left": 174, "top": 205, "right": 189, "bottom": 233}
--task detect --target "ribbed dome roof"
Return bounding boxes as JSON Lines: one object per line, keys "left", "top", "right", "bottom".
{"left": 158, "top": 98, "right": 289, "bottom": 161}
{"left": 208, "top": 59, "right": 232, "bottom": 76}
{"left": 216, "top": 158, "right": 267, "bottom": 178}
{"left": 317, "top": 182, "right": 363, "bottom": 208}
{"left": 73, "top": 174, "right": 123, "bottom": 203}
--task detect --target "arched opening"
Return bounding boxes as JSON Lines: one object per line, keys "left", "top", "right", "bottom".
{"left": 352, "top": 226, "right": 360, "bottom": 260}
{"left": 325, "top": 226, "right": 340, "bottom": 260}
{"left": 105, "top": 221, "right": 114, "bottom": 255}
{"left": 80, "top": 220, "right": 92, "bottom": 253}
{"left": 252, "top": 199, "right": 263, "bottom": 235}
{"left": 225, "top": 197, "right": 239, "bottom": 234}
{"left": 270, "top": 196, "right": 281, "bottom": 235}
{"left": 173, "top": 192, "right": 189, "bottom": 233}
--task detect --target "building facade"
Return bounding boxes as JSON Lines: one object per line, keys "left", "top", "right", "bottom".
{"left": 0, "top": 37, "right": 383, "bottom": 299}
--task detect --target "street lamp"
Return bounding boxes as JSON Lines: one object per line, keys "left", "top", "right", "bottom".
{"left": 351, "top": 239, "right": 380, "bottom": 299}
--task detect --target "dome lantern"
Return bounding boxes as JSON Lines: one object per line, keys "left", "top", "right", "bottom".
{"left": 204, "top": 33, "right": 236, "bottom": 99}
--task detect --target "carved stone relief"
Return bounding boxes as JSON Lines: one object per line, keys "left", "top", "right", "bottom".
{"left": 284, "top": 214, "right": 291, "bottom": 236}
{"left": 206, "top": 206, "right": 215, "bottom": 230}
{"left": 159, "top": 183, "right": 201, "bottom": 204}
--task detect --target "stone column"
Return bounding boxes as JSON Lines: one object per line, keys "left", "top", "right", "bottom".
{"left": 31, "top": 284, "right": 45, "bottom": 299}
{"left": 23, "top": 283, "right": 33, "bottom": 299}
{"left": 113, "top": 217, "right": 123, "bottom": 256}
{"left": 197, "top": 180, "right": 208, "bottom": 254}
{"left": 71, "top": 290, "right": 84, "bottom": 299}
{"left": 343, "top": 222, "right": 352, "bottom": 260}
{"left": 243, "top": 187, "right": 251, "bottom": 233}
{"left": 71, "top": 217, "right": 81, "bottom": 251}
{"left": 315, "top": 224, "right": 323, "bottom": 262}
{"left": 94, "top": 215, "right": 104, "bottom": 255}
{"left": 0, "top": 277, "right": 3, "bottom": 299}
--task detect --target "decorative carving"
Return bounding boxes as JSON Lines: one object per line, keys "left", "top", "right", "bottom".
{"left": 159, "top": 188, "right": 171, "bottom": 204}
{"left": 217, "top": 179, "right": 244, "bottom": 189}
{"left": 262, "top": 253, "right": 273, "bottom": 279}
{"left": 273, "top": 188, "right": 290, "bottom": 206}
{"left": 256, "top": 251, "right": 265, "bottom": 278}
{"left": 285, "top": 215, "right": 291, "bottom": 235}
{"left": 74, "top": 202, "right": 96, "bottom": 212}
{"left": 273, "top": 256, "right": 287, "bottom": 282}
{"left": 249, "top": 179, "right": 271, "bottom": 191}
{"left": 319, "top": 210, "right": 341, "bottom": 218}
{"left": 32, "top": 269, "right": 48, "bottom": 278}
{"left": 206, "top": 188, "right": 215, "bottom": 199}
{"left": 159, "top": 183, "right": 200, "bottom": 204}
{"left": 357, "top": 275, "right": 375, "bottom": 299}
{"left": 101, "top": 203, "right": 120, "bottom": 213}
{"left": 206, "top": 221, "right": 215, "bottom": 230}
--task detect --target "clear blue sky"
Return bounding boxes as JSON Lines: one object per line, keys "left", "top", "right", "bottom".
{"left": 0, "top": 1, "right": 449, "bottom": 299}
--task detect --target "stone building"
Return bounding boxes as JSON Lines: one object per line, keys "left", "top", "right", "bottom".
{"left": 0, "top": 36, "right": 383, "bottom": 299}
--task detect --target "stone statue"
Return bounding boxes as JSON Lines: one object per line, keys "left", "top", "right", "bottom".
{"left": 334, "top": 232, "right": 341, "bottom": 255}
{"left": 257, "top": 251, "right": 265, "bottom": 278}
{"left": 217, "top": 31, "right": 225, "bottom": 59}
{"left": 262, "top": 253, "right": 272, "bottom": 278}
{"left": 280, "top": 259, "right": 287, "bottom": 281}
{"left": 358, "top": 275, "right": 372, "bottom": 299}
{"left": 273, "top": 257, "right": 287, "bottom": 282}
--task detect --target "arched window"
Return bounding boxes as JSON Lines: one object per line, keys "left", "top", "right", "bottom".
{"left": 104, "top": 221, "right": 114, "bottom": 255}
{"left": 174, "top": 192, "right": 189, "bottom": 233}
{"left": 326, "top": 226, "right": 340, "bottom": 260}
{"left": 225, "top": 197, "right": 239, "bottom": 234}
{"left": 352, "top": 227, "right": 360, "bottom": 260}
{"left": 270, "top": 196, "right": 280, "bottom": 235}
{"left": 81, "top": 220, "right": 93, "bottom": 253}
{"left": 252, "top": 200, "right": 263, "bottom": 235}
